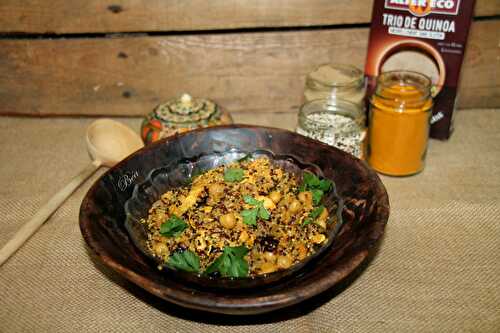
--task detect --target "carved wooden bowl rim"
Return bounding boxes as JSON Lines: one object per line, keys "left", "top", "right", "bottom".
{"left": 79, "top": 125, "right": 389, "bottom": 315}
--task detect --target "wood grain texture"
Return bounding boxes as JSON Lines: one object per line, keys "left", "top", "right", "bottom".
{"left": 79, "top": 125, "right": 389, "bottom": 314}
{"left": 0, "top": 0, "right": 498, "bottom": 34}
{"left": 0, "top": 21, "right": 498, "bottom": 116}
{"left": 234, "top": 112, "right": 297, "bottom": 130}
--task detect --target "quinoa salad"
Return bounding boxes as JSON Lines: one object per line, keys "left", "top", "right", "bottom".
{"left": 141, "top": 157, "right": 337, "bottom": 278}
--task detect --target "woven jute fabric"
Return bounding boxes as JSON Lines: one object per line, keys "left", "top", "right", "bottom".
{"left": 0, "top": 111, "right": 499, "bottom": 332}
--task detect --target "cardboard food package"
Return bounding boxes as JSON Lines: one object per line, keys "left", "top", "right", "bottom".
{"left": 365, "top": 0, "right": 476, "bottom": 140}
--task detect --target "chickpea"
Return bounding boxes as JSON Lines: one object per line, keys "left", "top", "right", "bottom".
{"left": 269, "top": 191, "right": 282, "bottom": 204}
{"left": 316, "top": 208, "right": 328, "bottom": 229}
{"left": 316, "top": 219, "right": 327, "bottom": 229}
{"left": 208, "top": 183, "right": 224, "bottom": 203}
{"left": 288, "top": 199, "right": 302, "bottom": 213}
{"left": 318, "top": 206, "right": 329, "bottom": 221}
{"left": 263, "top": 251, "right": 276, "bottom": 263}
{"left": 220, "top": 213, "right": 236, "bottom": 229}
{"left": 277, "top": 255, "right": 293, "bottom": 269}
{"left": 264, "top": 197, "right": 276, "bottom": 210}
{"left": 153, "top": 243, "right": 167, "bottom": 256}
{"left": 239, "top": 230, "right": 249, "bottom": 242}
{"left": 260, "top": 262, "right": 278, "bottom": 274}
{"left": 312, "top": 234, "right": 326, "bottom": 244}
{"left": 298, "top": 191, "right": 313, "bottom": 205}
{"left": 257, "top": 195, "right": 276, "bottom": 211}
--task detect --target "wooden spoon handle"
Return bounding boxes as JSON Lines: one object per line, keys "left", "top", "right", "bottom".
{"left": 0, "top": 161, "right": 101, "bottom": 266}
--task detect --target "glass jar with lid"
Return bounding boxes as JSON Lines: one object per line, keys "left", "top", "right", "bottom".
{"left": 368, "top": 70, "right": 433, "bottom": 176}
{"left": 297, "top": 98, "right": 367, "bottom": 159}
{"left": 304, "top": 64, "right": 366, "bottom": 107}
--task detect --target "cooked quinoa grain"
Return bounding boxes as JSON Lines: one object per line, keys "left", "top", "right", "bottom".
{"left": 142, "top": 157, "right": 336, "bottom": 277}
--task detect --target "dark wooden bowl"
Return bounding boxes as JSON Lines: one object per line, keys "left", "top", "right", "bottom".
{"left": 79, "top": 125, "right": 389, "bottom": 315}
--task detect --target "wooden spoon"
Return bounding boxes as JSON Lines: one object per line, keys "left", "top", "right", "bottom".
{"left": 0, "top": 119, "right": 144, "bottom": 266}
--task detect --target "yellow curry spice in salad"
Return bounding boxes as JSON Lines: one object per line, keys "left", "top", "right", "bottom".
{"left": 141, "top": 157, "right": 337, "bottom": 277}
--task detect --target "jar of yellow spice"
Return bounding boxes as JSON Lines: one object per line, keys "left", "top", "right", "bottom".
{"left": 368, "top": 71, "right": 433, "bottom": 176}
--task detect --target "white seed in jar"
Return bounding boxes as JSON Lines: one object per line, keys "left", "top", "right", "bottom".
{"left": 297, "top": 113, "right": 365, "bottom": 158}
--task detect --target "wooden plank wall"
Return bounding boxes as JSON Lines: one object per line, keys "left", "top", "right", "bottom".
{"left": 0, "top": 1, "right": 499, "bottom": 116}
{"left": 1, "top": 0, "right": 499, "bottom": 33}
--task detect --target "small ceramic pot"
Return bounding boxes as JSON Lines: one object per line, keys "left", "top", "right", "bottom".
{"left": 141, "top": 94, "right": 233, "bottom": 144}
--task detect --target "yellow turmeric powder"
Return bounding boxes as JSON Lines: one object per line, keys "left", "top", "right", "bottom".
{"left": 368, "top": 71, "right": 433, "bottom": 176}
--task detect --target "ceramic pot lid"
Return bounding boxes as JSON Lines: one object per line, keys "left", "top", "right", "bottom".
{"left": 154, "top": 93, "right": 220, "bottom": 126}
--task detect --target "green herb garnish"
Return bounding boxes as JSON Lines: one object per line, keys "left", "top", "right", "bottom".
{"left": 241, "top": 195, "right": 270, "bottom": 226}
{"left": 303, "top": 218, "right": 313, "bottom": 226}
{"left": 167, "top": 250, "right": 200, "bottom": 273}
{"left": 205, "top": 246, "right": 249, "bottom": 278}
{"left": 160, "top": 215, "right": 188, "bottom": 237}
{"left": 303, "top": 205, "right": 325, "bottom": 226}
{"left": 241, "top": 208, "right": 258, "bottom": 226}
{"left": 224, "top": 168, "right": 245, "bottom": 182}
{"left": 258, "top": 206, "right": 270, "bottom": 220}
{"left": 303, "top": 172, "right": 321, "bottom": 188}
{"left": 300, "top": 172, "right": 334, "bottom": 205}
{"left": 311, "top": 189, "right": 324, "bottom": 205}
{"left": 318, "top": 179, "right": 333, "bottom": 192}
{"left": 243, "top": 195, "right": 260, "bottom": 205}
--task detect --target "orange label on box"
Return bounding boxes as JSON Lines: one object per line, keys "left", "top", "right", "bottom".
{"left": 385, "top": 0, "right": 461, "bottom": 16}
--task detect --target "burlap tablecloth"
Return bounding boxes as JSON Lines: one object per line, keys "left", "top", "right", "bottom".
{"left": 0, "top": 110, "right": 499, "bottom": 332}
